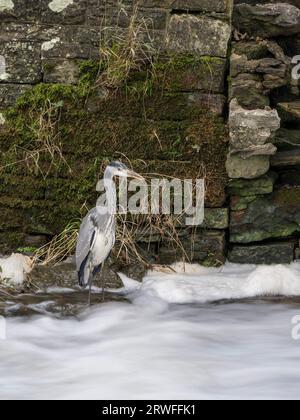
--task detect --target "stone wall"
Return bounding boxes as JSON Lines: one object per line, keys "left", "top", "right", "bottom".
{"left": 1, "top": 0, "right": 299, "bottom": 267}
{"left": 227, "top": 0, "right": 300, "bottom": 264}
{"left": 0, "top": 0, "right": 232, "bottom": 267}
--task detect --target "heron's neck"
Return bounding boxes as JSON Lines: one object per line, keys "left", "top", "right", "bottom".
{"left": 104, "top": 170, "right": 116, "bottom": 215}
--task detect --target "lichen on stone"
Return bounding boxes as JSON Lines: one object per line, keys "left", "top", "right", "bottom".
{"left": 0, "top": 0, "right": 14, "bottom": 12}
{"left": 48, "top": 0, "right": 74, "bottom": 13}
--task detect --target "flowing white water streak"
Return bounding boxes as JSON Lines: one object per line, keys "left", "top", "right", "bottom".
{"left": 1, "top": 262, "right": 300, "bottom": 400}
{"left": 126, "top": 262, "right": 300, "bottom": 304}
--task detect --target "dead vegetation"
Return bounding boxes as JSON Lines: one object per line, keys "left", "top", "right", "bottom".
{"left": 0, "top": 98, "right": 71, "bottom": 179}
{"left": 97, "top": 5, "right": 156, "bottom": 90}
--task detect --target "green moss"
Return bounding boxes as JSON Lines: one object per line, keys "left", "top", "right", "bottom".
{"left": 0, "top": 56, "right": 229, "bottom": 252}
{"left": 274, "top": 187, "right": 300, "bottom": 207}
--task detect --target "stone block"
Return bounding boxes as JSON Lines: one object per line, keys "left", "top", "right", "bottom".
{"left": 161, "top": 56, "right": 227, "bottom": 93}
{"left": 166, "top": 14, "right": 231, "bottom": 58}
{"left": 230, "top": 187, "right": 300, "bottom": 243}
{"left": 228, "top": 242, "right": 296, "bottom": 265}
{"left": 234, "top": 3, "right": 300, "bottom": 38}
{"left": 226, "top": 154, "right": 270, "bottom": 179}
{"left": 42, "top": 58, "right": 79, "bottom": 84}
{"left": 33, "top": 0, "right": 87, "bottom": 25}
{"left": 202, "top": 208, "right": 229, "bottom": 229}
{"left": 0, "top": 83, "right": 32, "bottom": 108}
{"left": 0, "top": 41, "right": 41, "bottom": 83}
{"left": 229, "top": 99, "right": 281, "bottom": 151}
{"left": 86, "top": 4, "right": 167, "bottom": 30}
{"left": 277, "top": 101, "right": 300, "bottom": 123}
{"left": 158, "top": 229, "right": 226, "bottom": 266}
{"left": 228, "top": 172, "right": 278, "bottom": 197}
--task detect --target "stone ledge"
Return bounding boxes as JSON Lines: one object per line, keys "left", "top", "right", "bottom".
{"left": 228, "top": 242, "right": 296, "bottom": 265}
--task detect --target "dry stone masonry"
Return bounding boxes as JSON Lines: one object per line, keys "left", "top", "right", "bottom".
{"left": 1, "top": 0, "right": 300, "bottom": 266}
{"left": 228, "top": 0, "right": 300, "bottom": 264}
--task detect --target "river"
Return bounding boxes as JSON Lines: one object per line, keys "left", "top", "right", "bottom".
{"left": 1, "top": 262, "right": 300, "bottom": 400}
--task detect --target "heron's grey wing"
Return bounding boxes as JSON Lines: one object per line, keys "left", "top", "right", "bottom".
{"left": 76, "top": 208, "right": 98, "bottom": 272}
{"left": 76, "top": 207, "right": 113, "bottom": 272}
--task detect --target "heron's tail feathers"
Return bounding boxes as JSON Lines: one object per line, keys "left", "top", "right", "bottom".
{"left": 78, "top": 254, "right": 92, "bottom": 289}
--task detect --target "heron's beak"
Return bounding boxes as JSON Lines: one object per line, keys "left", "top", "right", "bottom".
{"left": 126, "top": 170, "right": 145, "bottom": 181}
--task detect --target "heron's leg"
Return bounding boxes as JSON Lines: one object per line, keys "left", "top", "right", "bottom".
{"left": 101, "top": 262, "right": 105, "bottom": 302}
{"left": 87, "top": 261, "right": 93, "bottom": 307}
{"left": 88, "top": 280, "right": 92, "bottom": 307}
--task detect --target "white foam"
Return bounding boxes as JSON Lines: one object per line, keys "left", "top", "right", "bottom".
{"left": 0, "top": 254, "right": 33, "bottom": 286}
{"left": 1, "top": 262, "right": 300, "bottom": 399}
{"left": 121, "top": 262, "right": 300, "bottom": 304}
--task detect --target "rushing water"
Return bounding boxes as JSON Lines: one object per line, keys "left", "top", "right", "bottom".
{"left": 1, "top": 262, "right": 300, "bottom": 400}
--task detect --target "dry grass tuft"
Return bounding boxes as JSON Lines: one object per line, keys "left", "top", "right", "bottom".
{"left": 97, "top": 5, "right": 156, "bottom": 89}
{"left": 0, "top": 99, "right": 71, "bottom": 179}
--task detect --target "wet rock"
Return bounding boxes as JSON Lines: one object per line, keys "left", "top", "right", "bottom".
{"left": 277, "top": 101, "right": 300, "bottom": 122}
{"left": 228, "top": 242, "right": 296, "bottom": 265}
{"left": 234, "top": 3, "right": 300, "bottom": 38}
{"left": 228, "top": 172, "right": 278, "bottom": 197}
{"left": 230, "top": 187, "right": 300, "bottom": 243}
{"left": 271, "top": 149, "right": 300, "bottom": 168}
{"left": 30, "top": 259, "right": 124, "bottom": 292}
{"left": 166, "top": 14, "right": 231, "bottom": 58}
{"left": 0, "top": 290, "right": 128, "bottom": 318}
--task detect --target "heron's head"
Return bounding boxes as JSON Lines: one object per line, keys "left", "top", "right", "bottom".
{"left": 107, "top": 161, "right": 144, "bottom": 181}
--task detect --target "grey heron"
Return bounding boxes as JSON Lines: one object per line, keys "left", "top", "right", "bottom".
{"left": 76, "top": 161, "right": 143, "bottom": 305}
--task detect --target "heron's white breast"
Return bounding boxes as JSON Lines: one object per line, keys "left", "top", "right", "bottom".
{"left": 91, "top": 231, "right": 115, "bottom": 266}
